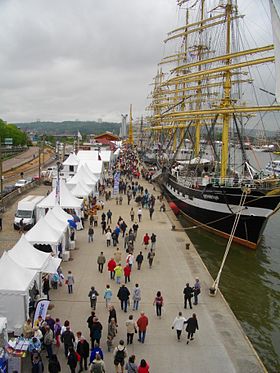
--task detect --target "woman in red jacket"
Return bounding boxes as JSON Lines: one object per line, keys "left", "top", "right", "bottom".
{"left": 138, "top": 359, "right": 149, "bottom": 373}
{"left": 124, "top": 264, "right": 131, "bottom": 284}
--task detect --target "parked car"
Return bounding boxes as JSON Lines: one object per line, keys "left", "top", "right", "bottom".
{"left": 14, "top": 179, "right": 30, "bottom": 188}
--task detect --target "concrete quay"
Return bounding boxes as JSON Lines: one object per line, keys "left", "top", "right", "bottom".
{"left": 1, "top": 177, "right": 265, "bottom": 372}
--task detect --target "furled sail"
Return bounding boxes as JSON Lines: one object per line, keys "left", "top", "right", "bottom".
{"left": 270, "top": 0, "right": 280, "bottom": 102}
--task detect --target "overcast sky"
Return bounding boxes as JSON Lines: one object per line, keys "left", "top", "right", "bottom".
{"left": 0, "top": 0, "right": 274, "bottom": 124}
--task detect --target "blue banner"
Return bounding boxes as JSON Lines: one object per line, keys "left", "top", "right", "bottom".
{"left": 113, "top": 171, "right": 120, "bottom": 195}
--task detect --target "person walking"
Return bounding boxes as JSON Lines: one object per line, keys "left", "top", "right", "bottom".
{"left": 147, "top": 249, "right": 155, "bottom": 269}
{"left": 183, "top": 283, "right": 193, "bottom": 309}
{"left": 107, "top": 258, "right": 116, "bottom": 280}
{"left": 193, "top": 278, "right": 201, "bottom": 305}
{"left": 130, "top": 208, "right": 135, "bottom": 222}
{"left": 54, "top": 318, "right": 62, "bottom": 348}
{"left": 149, "top": 206, "right": 154, "bottom": 220}
{"left": 125, "top": 315, "right": 137, "bottom": 345}
{"left": 142, "top": 233, "right": 150, "bottom": 250}
{"left": 108, "top": 305, "right": 118, "bottom": 325}
{"left": 125, "top": 355, "right": 137, "bottom": 373}
{"left": 106, "top": 230, "right": 111, "bottom": 247}
{"left": 124, "top": 233, "right": 129, "bottom": 250}
{"left": 97, "top": 252, "right": 106, "bottom": 273}
{"left": 66, "top": 271, "right": 75, "bottom": 294}
{"left": 132, "top": 284, "right": 141, "bottom": 311}
{"left": 31, "top": 353, "right": 44, "bottom": 373}
{"left": 114, "top": 263, "right": 123, "bottom": 285}
{"left": 184, "top": 313, "right": 199, "bottom": 344}
{"left": 90, "top": 317, "right": 103, "bottom": 348}
{"left": 43, "top": 276, "right": 50, "bottom": 301}
{"left": 132, "top": 222, "right": 139, "bottom": 239}
{"left": 104, "top": 285, "right": 113, "bottom": 308}
{"left": 153, "top": 291, "right": 164, "bottom": 318}
{"left": 137, "top": 208, "right": 142, "bottom": 222}
{"left": 135, "top": 252, "right": 143, "bottom": 270}
{"left": 107, "top": 209, "right": 112, "bottom": 224}
{"left": 77, "top": 336, "right": 90, "bottom": 372}
{"left": 89, "top": 352, "right": 105, "bottom": 373}
{"left": 61, "top": 326, "right": 75, "bottom": 358}
{"left": 172, "top": 312, "right": 186, "bottom": 342}
{"left": 88, "top": 287, "right": 99, "bottom": 310}
{"left": 107, "top": 318, "right": 118, "bottom": 349}
{"left": 136, "top": 312, "right": 148, "bottom": 344}
{"left": 117, "top": 284, "right": 130, "bottom": 313}
{"left": 138, "top": 359, "right": 150, "bottom": 373}
{"left": 114, "top": 247, "right": 122, "bottom": 264}
{"left": 113, "top": 340, "right": 127, "bottom": 373}
{"left": 43, "top": 325, "right": 54, "bottom": 359}
{"left": 150, "top": 233, "right": 156, "bottom": 250}
{"left": 48, "top": 354, "right": 61, "bottom": 373}
{"left": 89, "top": 343, "right": 104, "bottom": 363}
{"left": 88, "top": 225, "right": 94, "bottom": 243}
{"left": 126, "top": 253, "right": 134, "bottom": 270}
{"left": 67, "top": 346, "right": 78, "bottom": 373}
{"left": 124, "top": 264, "right": 131, "bottom": 284}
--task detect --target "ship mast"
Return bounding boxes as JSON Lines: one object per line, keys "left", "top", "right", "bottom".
{"left": 221, "top": 0, "right": 233, "bottom": 180}
{"left": 128, "top": 104, "right": 134, "bottom": 145}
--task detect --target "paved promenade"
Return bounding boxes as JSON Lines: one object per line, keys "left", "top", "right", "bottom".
{"left": 17, "top": 177, "right": 265, "bottom": 372}
{"left": 2, "top": 146, "right": 39, "bottom": 172}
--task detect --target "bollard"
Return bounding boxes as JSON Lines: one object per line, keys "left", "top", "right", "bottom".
{"left": 171, "top": 225, "right": 176, "bottom": 231}
{"left": 186, "top": 243, "right": 190, "bottom": 250}
{"left": 209, "top": 287, "right": 216, "bottom": 297}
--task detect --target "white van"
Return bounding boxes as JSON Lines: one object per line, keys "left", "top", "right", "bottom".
{"left": 14, "top": 195, "right": 45, "bottom": 230}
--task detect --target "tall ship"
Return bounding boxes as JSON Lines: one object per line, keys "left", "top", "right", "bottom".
{"left": 146, "top": 0, "right": 280, "bottom": 249}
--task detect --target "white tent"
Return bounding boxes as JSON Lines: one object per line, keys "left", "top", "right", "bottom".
{"left": 44, "top": 209, "right": 68, "bottom": 233}
{"left": 69, "top": 181, "right": 91, "bottom": 198}
{"left": 25, "top": 217, "right": 63, "bottom": 254}
{"left": 63, "top": 153, "right": 79, "bottom": 166}
{"left": 42, "top": 257, "right": 62, "bottom": 274}
{"left": 8, "top": 235, "right": 50, "bottom": 271}
{"left": 67, "top": 165, "right": 98, "bottom": 190}
{"left": 0, "top": 252, "right": 37, "bottom": 332}
{"left": 37, "top": 180, "right": 83, "bottom": 209}
{"left": 52, "top": 205, "right": 74, "bottom": 223}
{"left": 78, "top": 160, "right": 103, "bottom": 178}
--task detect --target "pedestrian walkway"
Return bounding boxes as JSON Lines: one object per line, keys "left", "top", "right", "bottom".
{"left": 22, "top": 177, "right": 265, "bottom": 372}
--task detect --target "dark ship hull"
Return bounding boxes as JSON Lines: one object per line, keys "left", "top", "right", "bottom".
{"left": 164, "top": 173, "right": 280, "bottom": 249}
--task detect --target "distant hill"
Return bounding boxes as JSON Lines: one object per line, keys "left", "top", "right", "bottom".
{"left": 15, "top": 120, "right": 121, "bottom": 136}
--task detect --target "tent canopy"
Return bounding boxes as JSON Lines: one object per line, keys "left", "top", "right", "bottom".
{"left": 67, "top": 165, "right": 97, "bottom": 188}
{"left": 25, "top": 217, "right": 63, "bottom": 245}
{"left": 78, "top": 160, "right": 103, "bottom": 175}
{"left": 37, "top": 180, "right": 83, "bottom": 209}
{"left": 77, "top": 150, "right": 112, "bottom": 163}
{"left": 0, "top": 252, "right": 37, "bottom": 293}
{"left": 42, "top": 257, "right": 61, "bottom": 274}
{"left": 52, "top": 205, "right": 73, "bottom": 223}
{"left": 8, "top": 235, "right": 51, "bottom": 271}
{"left": 63, "top": 153, "right": 79, "bottom": 166}
{"left": 69, "top": 181, "right": 91, "bottom": 198}
{"left": 44, "top": 209, "right": 68, "bottom": 233}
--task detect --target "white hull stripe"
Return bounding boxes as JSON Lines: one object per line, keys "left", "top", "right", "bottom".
{"left": 166, "top": 184, "right": 272, "bottom": 218}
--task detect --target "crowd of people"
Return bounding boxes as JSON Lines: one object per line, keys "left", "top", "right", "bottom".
{"left": 25, "top": 147, "right": 201, "bottom": 373}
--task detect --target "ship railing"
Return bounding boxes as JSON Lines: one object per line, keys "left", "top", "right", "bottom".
{"left": 177, "top": 174, "right": 280, "bottom": 190}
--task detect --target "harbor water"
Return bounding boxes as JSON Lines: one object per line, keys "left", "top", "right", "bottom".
{"left": 177, "top": 150, "right": 280, "bottom": 372}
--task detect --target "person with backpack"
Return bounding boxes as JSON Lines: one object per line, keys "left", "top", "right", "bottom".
{"left": 89, "top": 352, "right": 105, "bottom": 373}
{"left": 67, "top": 346, "right": 78, "bottom": 373}
{"left": 113, "top": 340, "right": 127, "bottom": 373}
{"left": 48, "top": 354, "right": 61, "bottom": 373}
{"left": 88, "top": 287, "right": 99, "bottom": 310}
